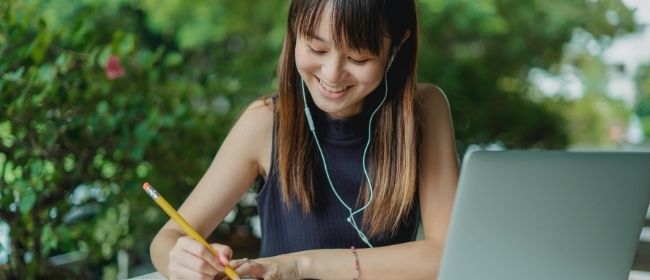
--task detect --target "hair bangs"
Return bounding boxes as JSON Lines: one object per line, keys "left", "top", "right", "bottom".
{"left": 293, "top": 0, "right": 388, "bottom": 56}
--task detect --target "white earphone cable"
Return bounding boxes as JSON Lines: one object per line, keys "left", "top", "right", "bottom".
{"left": 300, "top": 63, "right": 390, "bottom": 248}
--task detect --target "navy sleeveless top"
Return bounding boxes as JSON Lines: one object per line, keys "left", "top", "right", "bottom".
{"left": 255, "top": 94, "right": 420, "bottom": 257}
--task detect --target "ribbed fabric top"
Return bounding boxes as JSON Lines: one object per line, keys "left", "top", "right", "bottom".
{"left": 255, "top": 93, "right": 419, "bottom": 257}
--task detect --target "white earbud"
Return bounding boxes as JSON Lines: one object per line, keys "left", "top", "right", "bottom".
{"left": 386, "top": 47, "right": 398, "bottom": 70}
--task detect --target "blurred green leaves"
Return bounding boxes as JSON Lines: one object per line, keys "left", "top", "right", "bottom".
{"left": 0, "top": 121, "right": 15, "bottom": 147}
{"left": 417, "top": 0, "right": 637, "bottom": 149}
{"left": 18, "top": 184, "right": 36, "bottom": 214}
{"left": 1, "top": 0, "right": 250, "bottom": 278}
{"left": 636, "top": 64, "right": 650, "bottom": 137}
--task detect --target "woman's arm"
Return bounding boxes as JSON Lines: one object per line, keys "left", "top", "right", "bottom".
{"left": 235, "top": 84, "right": 459, "bottom": 280}
{"left": 416, "top": 83, "right": 459, "bottom": 273}
{"left": 150, "top": 99, "right": 274, "bottom": 277}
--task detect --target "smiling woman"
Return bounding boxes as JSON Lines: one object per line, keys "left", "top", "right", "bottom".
{"left": 149, "top": 0, "right": 459, "bottom": 279}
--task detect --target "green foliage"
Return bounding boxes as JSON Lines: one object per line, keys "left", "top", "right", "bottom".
{"left": 527, "top": 38, "right": 635, "bottom": 147}
{"left": 0, "top": 0, "right": 639, "bottom": 278}
{"left": 636, "top": 64, "right": 650, "bottom": 138}
{"left": 555, "top": 94, "right": 631, "bottom": 145}
{"left": 418, "top": 0, "right": 636, "bottom": 148}
{"left": 0, "top": 0, "right": 256, "bottom": 278}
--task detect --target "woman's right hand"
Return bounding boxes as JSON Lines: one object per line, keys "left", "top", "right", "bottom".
{"left": 167, "top": 236, "right": 233, "bottom": 280}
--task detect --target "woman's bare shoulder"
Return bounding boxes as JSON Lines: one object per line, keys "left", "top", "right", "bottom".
{"left": 415, "top": 83, "right": 451, "bottom": 123}
{"left": 235, "top": 96, "right": 275, "bottom": 175}
{"left": 242, "top": 97, "right": 275, "bottom": 122}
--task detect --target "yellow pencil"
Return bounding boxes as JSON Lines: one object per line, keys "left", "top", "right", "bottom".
{"left": 143, "top": 182, "right": 240, "bottom": 280}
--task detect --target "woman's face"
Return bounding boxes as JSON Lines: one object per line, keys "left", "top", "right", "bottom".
{"left": 295, "top": 4, "right": 392, "bottom": 119}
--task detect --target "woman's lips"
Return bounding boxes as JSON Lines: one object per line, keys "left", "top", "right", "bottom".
{"left": 317, "top": 77, "right": 351, "bottom": 99}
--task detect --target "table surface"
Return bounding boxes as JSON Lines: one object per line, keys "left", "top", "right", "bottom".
{"left": 129, "top": 271, "right": 258, "bottom": 279}
{"left": 129, "top": 272, "right": 165, "bottom": 279}
{"left": 130, "top": 270, "right": 650, "bottom": 280}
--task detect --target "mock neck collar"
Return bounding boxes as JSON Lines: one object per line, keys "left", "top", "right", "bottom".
{"left": 310, "top": 89, "right": 383, "bottom": 141}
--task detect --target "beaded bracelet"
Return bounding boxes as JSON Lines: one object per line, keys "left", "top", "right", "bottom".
{"left": 350, "top": 246, "right": 360, "bottom": 280}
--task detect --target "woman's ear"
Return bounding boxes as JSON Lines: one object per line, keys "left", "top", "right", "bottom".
{"left": 387, "top": 30, "right": 411, "bottom": 69}
{"left": 391, "top": 29, "right": 411, "bottom": 56}
{"left": 396, "top": 30, "right": 411, "bottom": 52}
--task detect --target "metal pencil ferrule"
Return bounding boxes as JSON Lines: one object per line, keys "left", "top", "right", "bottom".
{"left": 144, "top": 185, "right": 160, "bottom": 199}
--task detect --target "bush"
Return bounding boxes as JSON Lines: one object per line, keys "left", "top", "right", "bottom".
{"left": 0, "top": 0, "right": 269, "bottom": 278}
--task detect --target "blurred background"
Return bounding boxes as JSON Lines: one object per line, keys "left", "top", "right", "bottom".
{"left": 1, "top": 0, "right": 649, "bottom": 279}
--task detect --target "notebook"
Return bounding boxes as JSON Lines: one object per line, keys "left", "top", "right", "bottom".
{"left": 438, "top": 150, "right": 650, "bottom": 280}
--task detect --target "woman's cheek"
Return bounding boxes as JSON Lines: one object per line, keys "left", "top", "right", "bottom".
{"left": 295, "top": 49, "right": 320, "bottom": 73}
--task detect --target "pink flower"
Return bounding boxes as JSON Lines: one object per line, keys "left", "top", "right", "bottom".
{"left": 105, "top": 55, "right": 125, "bottom": 80}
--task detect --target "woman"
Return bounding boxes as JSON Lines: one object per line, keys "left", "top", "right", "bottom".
{"left": 150, "top": 0, "right": 459, "bottom": 279}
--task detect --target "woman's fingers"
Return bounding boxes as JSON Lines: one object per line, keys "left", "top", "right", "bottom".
{"left": 234, "top": 259, "right": 273, "bottom": 279}
{"left": 168, "top": 259, "right": 217, "bottom": 280}
{"left": 174, "top": 251, "right": 219, "bottom": 275}
{"left": 176, "top": 236, "right": 224, "bottom": 270}
{"left": 229, "top": 258, "right": 246, "bottom": 269}
{"left": 168, "top": 236, "right": 237, "bottom": 279}
{"left": 211, "top": 243, "right": 234, "bottom": 266}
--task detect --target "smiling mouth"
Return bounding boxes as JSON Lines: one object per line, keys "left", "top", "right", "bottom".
{"left": 317, "top": 77, "right": 350, "bottom": 93}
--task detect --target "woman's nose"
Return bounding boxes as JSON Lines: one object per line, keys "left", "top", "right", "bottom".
{"left": 320, "top": 57, "right": 347, "bottom": 84}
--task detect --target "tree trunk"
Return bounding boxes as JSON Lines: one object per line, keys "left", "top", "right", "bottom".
{"left": 30, "top": 209, "right": 43, "bottom": 279}
{"left": 7, "top": 214, "right": 41, "bottom": 280}
{"left": 8, "top": 220, "right": 25, "bottom": 279}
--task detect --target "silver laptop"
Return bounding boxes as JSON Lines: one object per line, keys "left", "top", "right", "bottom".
{"left": 438, "top": 150, "right": 650, "bottom": 280}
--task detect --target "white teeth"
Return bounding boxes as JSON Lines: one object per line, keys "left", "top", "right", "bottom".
{"left": 319, "top": 79, "right": 348, "bottom": 93}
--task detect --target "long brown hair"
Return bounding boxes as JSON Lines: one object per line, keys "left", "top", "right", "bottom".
{"left": 276, "top": 0, "right": 420, "bottom": 238}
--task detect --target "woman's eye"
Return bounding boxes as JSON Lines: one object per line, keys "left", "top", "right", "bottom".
{"left": 308, "top": 46, "right": 326, "bottom": 54}
{"left": 348, "top": 57, "right": 370, "bottom": 64}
